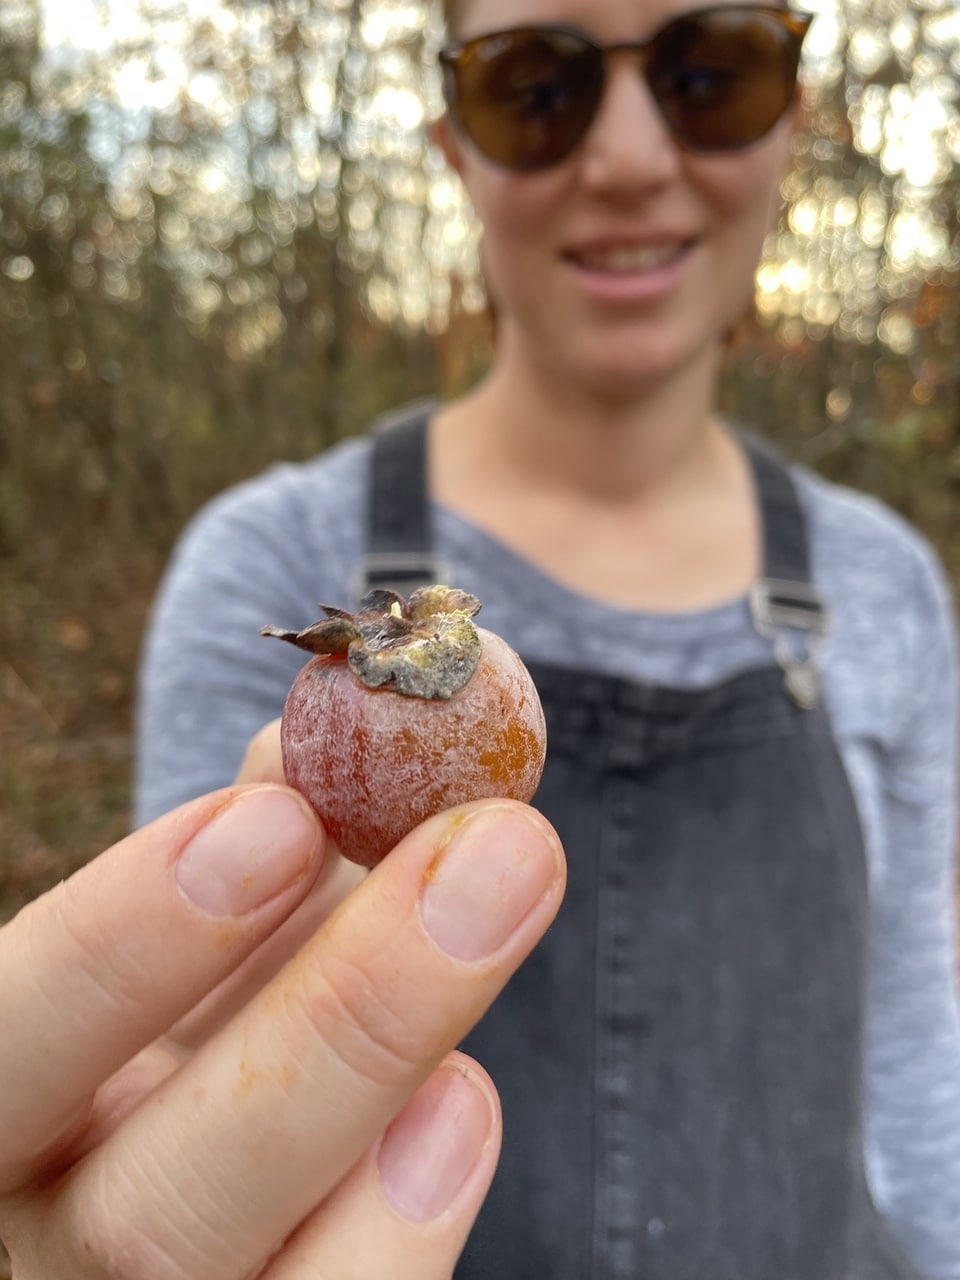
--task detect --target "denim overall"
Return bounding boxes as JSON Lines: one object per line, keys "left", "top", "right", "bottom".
{"left": 361, "top": 408, "right": 920, "bottom": 1280}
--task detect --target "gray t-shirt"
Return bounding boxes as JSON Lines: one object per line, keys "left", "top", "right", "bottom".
{"left": 135, "top": 428, "right": 960, "bottom": 1278}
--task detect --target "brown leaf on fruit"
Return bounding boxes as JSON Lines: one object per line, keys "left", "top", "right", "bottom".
{"left": 261, "top": 585, "right": 483, "bottom": 699}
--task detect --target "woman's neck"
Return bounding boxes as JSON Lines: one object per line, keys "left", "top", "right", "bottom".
{"left": 429, "top": 339, "right": 760, "bottom": 612}
{"left": 439, "top": 336, "right": 727, "bottom": 507}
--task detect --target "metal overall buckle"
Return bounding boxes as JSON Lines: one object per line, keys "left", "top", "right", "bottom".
{"left": 349, "top": 552, "right": 452, "bottom": 606}
{"left": 749, "top": 578, "right": 831, "bottom": 710}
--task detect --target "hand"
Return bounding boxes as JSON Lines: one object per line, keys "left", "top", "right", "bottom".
{"left": 0, "top": 771, "right": 565, "bottom": 1277}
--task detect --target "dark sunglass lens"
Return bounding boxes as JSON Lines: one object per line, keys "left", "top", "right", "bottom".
{"left": 649, "top": 8, "right": 806, "bottom": 151}
{"left": 447, "top": 29, "right": 604, "bottom": 170}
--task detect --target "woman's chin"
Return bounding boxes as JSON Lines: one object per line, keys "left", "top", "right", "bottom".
{"left": 550, "top": 339, "right": 720, "bottom": 405}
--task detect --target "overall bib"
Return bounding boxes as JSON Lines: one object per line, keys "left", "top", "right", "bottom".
{"left": 360, "top": 408, "right": 920, "bottom": 1280}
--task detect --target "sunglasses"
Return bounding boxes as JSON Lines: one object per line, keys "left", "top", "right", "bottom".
{"left": 439, "top": 5, "right": 812, "bottom": 171}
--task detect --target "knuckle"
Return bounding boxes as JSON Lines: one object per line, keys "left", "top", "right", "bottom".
{"left": 74, "top": 1158, "right": 232, "bottom": 1280}
{"left": 294, "top": 952, "right": 425, "bottom": 1089}
{"left": 29, "top": 878, "right": 163, "bottom": 1030}
{"left": 64, "top": 1193, "right": 185, "bottom": 1280}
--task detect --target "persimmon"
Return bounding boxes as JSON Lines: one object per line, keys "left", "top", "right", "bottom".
{"left": 262, "top": 586, "right": 547, "bottom": 867}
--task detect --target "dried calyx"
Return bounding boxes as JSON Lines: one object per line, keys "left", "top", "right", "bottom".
{"left": 261, "top": 585, "right": 482, "bottom": 699}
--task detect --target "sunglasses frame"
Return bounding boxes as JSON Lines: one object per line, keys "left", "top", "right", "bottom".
{"left": 439, "top": 4, "right": 814, "bottom": 170}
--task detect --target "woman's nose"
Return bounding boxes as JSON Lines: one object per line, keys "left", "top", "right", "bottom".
{"left": 577, "top": 56, "right": 682, "bottom": 195}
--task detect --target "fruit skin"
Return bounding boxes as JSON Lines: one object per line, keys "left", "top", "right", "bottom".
{"left": 279, "top": 627, "right": 546, "bottom": 868}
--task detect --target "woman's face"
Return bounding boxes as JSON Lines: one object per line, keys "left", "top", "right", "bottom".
{"left": 436, "top": 0, "right": 799, "bottom": 399}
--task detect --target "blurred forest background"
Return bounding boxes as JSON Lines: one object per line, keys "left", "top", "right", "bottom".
{"left": 1, "top": 0, "right": 959, "bottom": 922}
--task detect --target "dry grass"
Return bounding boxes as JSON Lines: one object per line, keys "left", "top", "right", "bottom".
{"left": 0, "top": 537, "right": 153, "bottom": 923}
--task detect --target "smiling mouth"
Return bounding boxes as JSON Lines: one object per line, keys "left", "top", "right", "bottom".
{"left": 567, "top": 243, "right": 692, "bottom": 273}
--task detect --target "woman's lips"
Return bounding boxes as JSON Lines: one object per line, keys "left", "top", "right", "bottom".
{"left": 563, "top": 239, "right": 696, "bottom": 301}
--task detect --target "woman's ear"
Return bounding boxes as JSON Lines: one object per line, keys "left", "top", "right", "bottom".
{"left": 428, "top": 114, "right": 465, "bottom": 177}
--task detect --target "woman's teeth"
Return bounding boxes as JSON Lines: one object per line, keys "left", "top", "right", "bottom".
{"left": 577, "top": 244, "right": 685, "bottom": 273}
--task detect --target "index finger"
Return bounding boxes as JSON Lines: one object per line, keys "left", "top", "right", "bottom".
{"left": 0, "top": 784, "right": 325, "bottom": 1190}
{"left": 235, "top": 718, "right": 285, "bottom": 785}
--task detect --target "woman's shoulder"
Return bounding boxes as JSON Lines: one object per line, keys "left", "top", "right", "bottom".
{"left": 785, "top": 455, "right": 957, "bottom": 738}
{"left": 157, "top": 432, "right": 376, "bottom": 623}
{"left": 194, "top": 432, "right": 372, "bottom": 533}
{"left": 185, "top": 432, "right": 371, "bottom": 554}
{"left": 787, "top": 457, "right": 951, "bottom": 612}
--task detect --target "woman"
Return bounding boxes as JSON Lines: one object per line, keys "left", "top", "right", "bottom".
{"left": 4, "top": 0, "right": 958, "bottom": 1274}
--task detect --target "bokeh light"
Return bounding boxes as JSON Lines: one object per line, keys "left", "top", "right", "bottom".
{"left": 0, "top": 0, "right": 953, "bottom": 357}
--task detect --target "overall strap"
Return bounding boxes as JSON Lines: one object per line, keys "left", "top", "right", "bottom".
{"left": 744, "top": 434, "right": 810, "bottom": 582}
{"left": 743, "top": 435, "right": 830, "bottom": 708}
{"left": 351, "top": 399, "right": 447, "bottom": 601}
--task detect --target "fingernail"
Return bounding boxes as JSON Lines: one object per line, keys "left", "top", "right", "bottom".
{"left": 176, "top": 788, "right": 320, "bottom": 916}
{"left": 421, "top": 807, "right": 560, "bottom": 961}
{"left": 378, "top": 1065, "right": 495, "bottom": 1223}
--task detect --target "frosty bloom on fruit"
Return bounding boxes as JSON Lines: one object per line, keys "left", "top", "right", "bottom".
{"left": 261, "top": 586, "right": 547, "bottom": 867}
